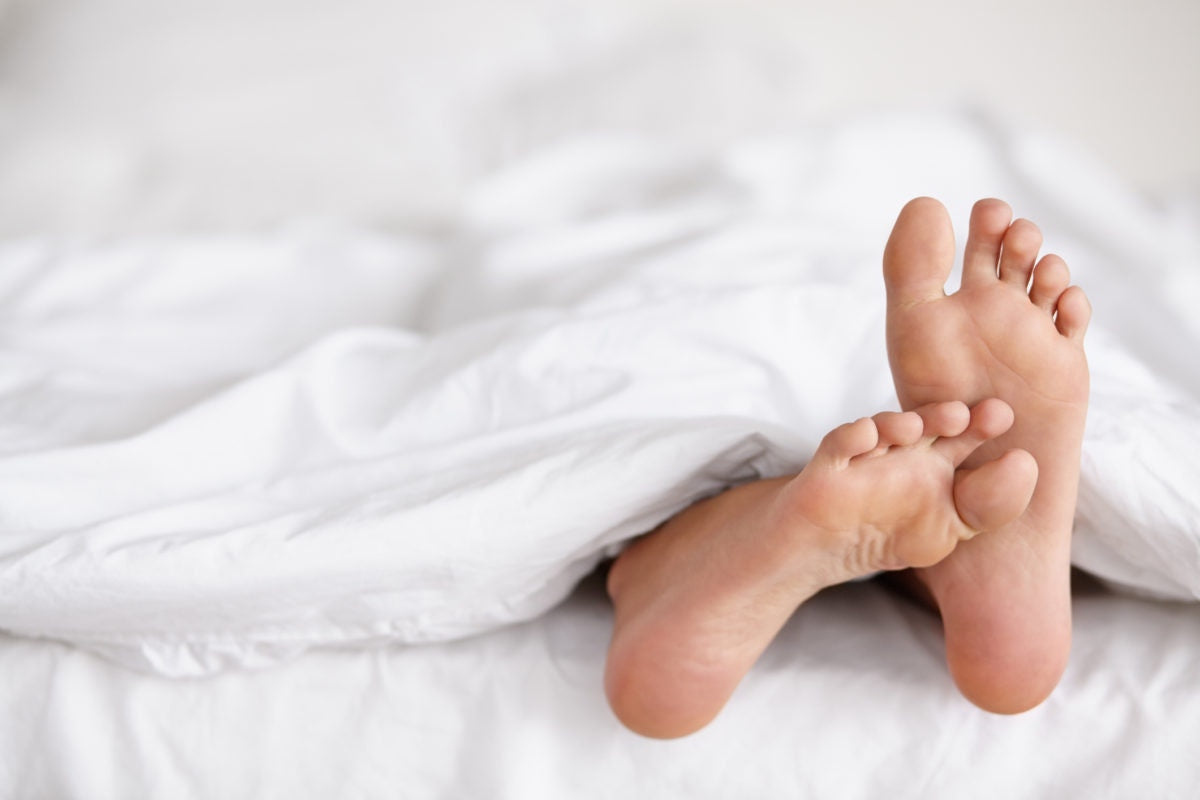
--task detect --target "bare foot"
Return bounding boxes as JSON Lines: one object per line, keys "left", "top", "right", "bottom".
{"left": 604, "top": 400, "right": 1037, "bottom": 738}
{"left": 883, "top": 197, "right": 1091, "bottom": 714}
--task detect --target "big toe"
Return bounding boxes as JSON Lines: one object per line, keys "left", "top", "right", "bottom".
{"left": 883, "top": 197, "right": 955, "bottom": 307}
{"left": 953, "top": 448, "right": 1038, "bottom": 534}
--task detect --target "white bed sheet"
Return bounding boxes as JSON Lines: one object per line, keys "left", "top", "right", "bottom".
{"left": 2, "top": 574, "right": 1197, "bottom": 798}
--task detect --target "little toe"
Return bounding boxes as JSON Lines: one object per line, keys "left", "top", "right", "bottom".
{"left": 914, "top": 400, "right": 971, "bottom": 441}
{"left": 998, "top": 219, "right": 1042, "bottom": 289}
{"left": 961, "top": 199, "right": 1012, "bottom": 288}
{"left": 816, "top": 417, "right": 879, "bottom": 464}
{"left": 871, "top": 410, "right": 924, "bottom": 448}
{"left": 883, "top": 197, "right": 955, "bottom": 307}
{"left": 1054, "top": 286, "right": 1092, "bottom": 341}
{"left": 933, "top": 398, "right": 1015, "bottom": 466}
{"left": 953, "top": 448, "right": 1038, "bottom": 534}
{"left": 1029, "top": 254, "right": 1070, "bottom": 313}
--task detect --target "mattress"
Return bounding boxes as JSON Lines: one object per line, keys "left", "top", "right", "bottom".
{"left": 3, "top": 574, "right": 1198, "bottom": 798}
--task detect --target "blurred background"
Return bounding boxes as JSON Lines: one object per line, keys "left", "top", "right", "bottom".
{"left": 0, "top": 0, "right": 1196, "bottom": 237}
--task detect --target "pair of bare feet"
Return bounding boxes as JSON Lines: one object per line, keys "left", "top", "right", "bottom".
{"left": 604, "top": 198, "right": 1091, "bottom": 738}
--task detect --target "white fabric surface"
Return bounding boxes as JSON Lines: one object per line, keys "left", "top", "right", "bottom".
{"left": 3, "top": 4, "right": 1197, "bottom": 796}
{"left": 0, "top": 114, "right": 1198, "bottom": 676}
{"left": 2, "top": 576, "right": 1198, "bottom": 798}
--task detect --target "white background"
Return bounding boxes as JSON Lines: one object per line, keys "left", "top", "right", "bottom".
{"left": 0, "top": 0, "right": 1195, "bottom": 236}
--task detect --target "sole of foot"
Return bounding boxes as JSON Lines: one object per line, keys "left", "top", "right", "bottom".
{"left": 605, "top": 399, "right": 1037, "bottom": 738}
{"left": 883, "top": 197, "right": 1090, "bottom": 714}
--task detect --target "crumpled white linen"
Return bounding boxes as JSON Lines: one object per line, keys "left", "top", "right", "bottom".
{"left": 1, "top": 114, "right": 1197, "bottom": 676}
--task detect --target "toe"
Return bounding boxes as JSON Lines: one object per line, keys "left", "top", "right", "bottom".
{"left": 998, "top": 218, "right": 1042, "bottom": 289}
{"left": 1029, "top": 254, "right": 1070, "bottom": 313}
{"left": 953, "top": 448, "right": 1038, "bottom": 534}
{"left": 1054, "top": 286, "right": 1092, "bottom": 341}
{"left": 883, "top": 197, "right": 955, "bottom": 307}
{"left": 961, "top": 199, "right": 1012, "bottom": 288}
{"left": 933, "top": 398, "right": 1015, "bottom": 466}
{"left": 914, "top": 400, "right": 971, "bottom": 441}
{"left": 871, "top": 411, "right": 924, "bottom": 448}
{"left": 816, "top": 417, "right": 879, "bottom": 464}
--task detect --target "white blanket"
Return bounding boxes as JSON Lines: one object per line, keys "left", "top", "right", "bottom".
{"left": 1, "top": 114, "right": 1198, "bottom": 676}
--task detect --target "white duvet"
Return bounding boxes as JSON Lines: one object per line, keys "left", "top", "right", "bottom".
{"left": 1, "top": 114, "right": 1198, "bottom": 676}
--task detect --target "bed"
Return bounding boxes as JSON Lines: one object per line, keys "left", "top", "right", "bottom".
{"left": 2, "top": 2, "right": 1198, "bottom": 797}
